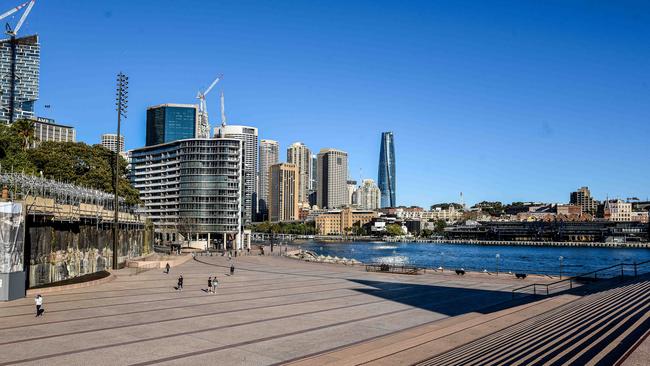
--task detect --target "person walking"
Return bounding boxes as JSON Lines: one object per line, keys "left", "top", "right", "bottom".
{"left": 230, "top": 264, "right": 235, "bottom": 276}
{"left": 35, "top": 294, "right": 43, "bottom": 317}
{"left": 177, "top": 275, "right": 184, "bottom": 291}
{"left": 165, "top": 262, "right": 170, "bottom": 274}
{"left": 212, "top": 275, "right": 218, "bottom": 294}
{"left": 207, "top": 276, "right": 212, "bottom": 293}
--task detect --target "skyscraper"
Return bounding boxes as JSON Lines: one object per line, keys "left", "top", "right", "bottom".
{"left": 258, "top": 139, "right": 279, "bottom": 221}
{"left": 146, "top": 104, "right": 198, "bottom": 146}
{"left": 570, "top": 186, "right": 599, "bottom": 215}
{"left": 317, "top": 148, "right": 348, "bottom": 209}
{"left": 378, "top": 132, "right": 396, "bottom": 208}
{"left": 356, "top": 179, "right": 381, "bottom": 210}
{"left": 0, "top": 35, "right": 39, "bottom": 124}
{"left": 218, "top": 125, "right": 258, "bottom": 225}
{"left": 269, "top": 163, "right": 299, "bottom": 222}
{"left": 101, "top": 133, "right": 125, "bottom": 153}
{"left": 287, "top": 142, "right": 312, "bottom": 205}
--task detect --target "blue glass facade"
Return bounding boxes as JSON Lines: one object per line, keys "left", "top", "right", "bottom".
{"left": 146, "top": 105, "right": 197, "bottom": 146}
{"left": 378, "top": 132, "right": 396, "bottom": 208}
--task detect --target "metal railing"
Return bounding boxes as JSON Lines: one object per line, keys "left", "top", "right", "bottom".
{"left": 512, "top": 260, "right": 650, "bottom": 298}
{"left": 366, "top": 263, "right": 422, "bottom": 275}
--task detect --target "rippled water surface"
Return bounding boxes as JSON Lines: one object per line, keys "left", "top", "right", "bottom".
{"left": 297, "top": 241, "right": 650, "bottom": 276}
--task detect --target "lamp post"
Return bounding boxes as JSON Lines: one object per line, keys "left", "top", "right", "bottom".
{"left": 496, "top": 253, "right": 500, "bottom": 276}
{"left": 113, "top": 72, "right": 128, "bottom": 270}
{"left": 559, "top": 256, "right": 564, "bottom": 279}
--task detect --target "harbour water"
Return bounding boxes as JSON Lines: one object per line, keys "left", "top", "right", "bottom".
{"left": 297, "top": 241, "right": 650, "bottom": 276}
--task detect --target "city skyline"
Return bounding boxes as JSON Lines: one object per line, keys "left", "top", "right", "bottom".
{"left": 21, "top": 1, "right": 650, "bottom": 206}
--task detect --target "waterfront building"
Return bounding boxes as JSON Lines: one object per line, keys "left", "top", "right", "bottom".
{"left": 258, "top": 139, "right": 279, "bottom": 220}
{"left": 378, "top": 131, "right": 396, "bottom": 208}
{"left": 315, "top": 207, "right": 378, "bottom": 235}
{"left": 317, "top": 148, "right": 348, "bottom": 209}
{"left": 101, "top": 133, "right": 125, "bottom": 153}
{"left": 269, "top": 163, "right": 299, "bottom": 222}
{"left": 604, "top": 199, "right": 632, "bottom": 222}
{"left": 29, "top": 117, "right": 75, "bottom": 148}
{"left": 356, "top": 179, "right": 381, "bottom": 210}
{"left": 287, "top": 142, "right": 312, "bottom": 205}
{"left": 347, "top": 180, "right": 358, "bottom": 206}
{"left": 131, "top": 138, "right": 246, "bottom": 250}
{"left": 570, "top": 187, "right": 599, "bottom": 215}
{"left": 146, "top": 104, "right": 198, "bottom": 146}
{"left": 0, "top": 35, "right": 39, "bottom": 124}
{"left": 311, "top": 154, "right": 317, "bottom": 190}
{"left": 217, "top": 125, "right": 258, "bottom": 225}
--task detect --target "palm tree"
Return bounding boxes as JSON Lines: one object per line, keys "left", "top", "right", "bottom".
{"left": 11, "top": 119, "right": 35, "bottom": 150}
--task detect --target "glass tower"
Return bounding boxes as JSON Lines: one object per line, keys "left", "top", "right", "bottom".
{"left": 146, "top": 104, "right": 197, "bottom": 146}
{"left": 378, "top": 132, "right": 396, "bottom": 208}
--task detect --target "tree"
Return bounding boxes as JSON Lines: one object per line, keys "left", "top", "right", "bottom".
{"left": 420, "top": 229, "right": 434, "bottom": 238}
{"left": 12, "top": 119, "right": 35, "bottom": 151}
{"left": 385, "top": 223, "right": 404, "bottom": 236}
{"left": 434, "top": 219, "right": 447, "bottom": 233}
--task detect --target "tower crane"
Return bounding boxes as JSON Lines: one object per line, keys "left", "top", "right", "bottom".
{"left": 1, "top": 0, "right": 36, "bottom": 36}
{"left": 196, "top": 74, "right": 222, "bottom": 138}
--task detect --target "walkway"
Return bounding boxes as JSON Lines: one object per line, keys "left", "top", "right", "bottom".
{"left": 0, "top": 255, "right": 537, "bottom": 365}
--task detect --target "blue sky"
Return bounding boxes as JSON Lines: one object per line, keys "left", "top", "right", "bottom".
{"left": 15, "top": 0, "right": 650, "bottom": 206}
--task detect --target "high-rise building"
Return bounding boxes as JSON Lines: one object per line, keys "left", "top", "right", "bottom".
{"left": 311, "top": 154, "right": 317, "bottom": 191}
{"left": 217, "top": 125, "right": 258, "bottom": 225}
{"left": 356, "top": 179, "right": 381, "bottom": 210}
{"left": 101, "top": 133, "right": 125, "bottom": 153}
{"left": 287, "top": 142, "right": 312, "bottom": 205}
{"left": 131, "top": 138, "right": 246, "bottom": 249}
{"left": 269, "top": 163, "right": 299, "bottom": 222}
{"left": 0, "top": 35, "right": 39, "bottom": 124}
{"left": 347, "top": 180, "right": 358, "bottom": 206}
{"left": 29, "top": 117, "right": 75, "bottom": 148}
{"left": 570, "top": 187, "right": 599, "bottom": 215}
{"left": 317, "top": 148, "right": 348, "bottom": 209}
{"left": 146, "top": 104, "right": 198, "bottom": 146}
{"left": 258, "top": 139, "right": 279, "bottom": 220}
{"left": 378, "top": 132, "right": 396, "bottom": 208}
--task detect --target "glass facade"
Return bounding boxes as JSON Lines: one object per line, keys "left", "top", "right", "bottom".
{"left": 146, "top": 105, "right": 197, "bottom": 146}
{"left": 378, "top": 132, "right": 396, "bottom": 208}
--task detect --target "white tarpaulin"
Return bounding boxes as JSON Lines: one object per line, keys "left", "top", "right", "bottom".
{"left": 0, "top": 202, "right": 24, "bottom": 273}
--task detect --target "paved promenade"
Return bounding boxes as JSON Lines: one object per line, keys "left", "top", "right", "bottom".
{"left": 0, "top": 255, "right": 540, "bottom": 365}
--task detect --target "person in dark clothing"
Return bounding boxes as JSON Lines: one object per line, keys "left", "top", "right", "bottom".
{"left": 207, "top": 276, "right": 212, "bottom": 293}
{"left": 177, "top": 275, "right": 183, "bottom": 291}
{"left": 230, "top": 264, "right": 235, "bottom": 276}
{"left": 165, "top": 263, "right": 170, "bottom": 274}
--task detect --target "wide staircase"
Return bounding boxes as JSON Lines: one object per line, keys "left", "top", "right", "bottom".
{"left": 416, "top": 277, "right": 650, "bottom": 366}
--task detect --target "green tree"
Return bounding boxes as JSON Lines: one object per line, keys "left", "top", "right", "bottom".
{"left": 385, "top": 223, "right": 404, "bottom": 236}
{"left": 434, "top": 219, "right": 447, "bottom": 233}
{"left": 420, "top": 229, "right": 434, "bottom": 237}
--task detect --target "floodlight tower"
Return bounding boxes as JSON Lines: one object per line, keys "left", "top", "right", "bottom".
{"left": 113, "top": 72, "right": 128, "bottom": 270}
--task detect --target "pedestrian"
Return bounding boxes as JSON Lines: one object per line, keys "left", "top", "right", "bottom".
{"left": 207, "top": 276, "right": 212, "bottom": 293}
{"left": 165, "top": 262, "right": 170, "bottom": 274}
{"left": 212, "top": 276, "right": 218, "bottom": 294}
{"left": 230, "top": 264, "right": 235, "bottom": 276}
{"left": 177, "top": 274, "right": 183, "bottom": 291}
{"left": 35, "top": 294, "right": 43, "bottom": 317}
{"left": 228, "top": 251, "right": 232, "bottom": 261}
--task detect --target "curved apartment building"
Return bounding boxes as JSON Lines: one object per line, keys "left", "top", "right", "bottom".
{"left": 131, "top": 138, "right": 245, "bottom": 249}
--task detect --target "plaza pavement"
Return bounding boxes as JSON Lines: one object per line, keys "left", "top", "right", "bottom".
{"left": 0, "top": 254, "right": 556, "bottom": 365}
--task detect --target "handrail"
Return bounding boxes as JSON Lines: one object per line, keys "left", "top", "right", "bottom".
{"left": 512, "top": 259, "right": 650, "bottom": 298}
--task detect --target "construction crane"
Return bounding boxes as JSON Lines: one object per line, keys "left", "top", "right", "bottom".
{"left": 1, "top": 0, "right": 35, "bottom": 36}
{"left": 196, "top": 74, "right": 222, "bottom": 138}
{"left": 0, "top": 0, "right": 36, "bottom": 124}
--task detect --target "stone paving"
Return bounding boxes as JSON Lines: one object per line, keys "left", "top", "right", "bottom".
{"left": 0, "top": 255, "right": 545, "bottom": 366}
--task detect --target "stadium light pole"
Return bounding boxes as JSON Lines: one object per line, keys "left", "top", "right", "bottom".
{"left": 113, "top": 72, "right": 128, "bottom": 270}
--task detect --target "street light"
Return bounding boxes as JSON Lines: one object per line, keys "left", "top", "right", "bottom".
{"left": 559, "top": 256, "right": 564, "bottom": 279}
{"left": 113, "top": 72, "right": 128, "bottom": 270}
{"left": 496, "top": 253, "right": 500, "bottom": 276}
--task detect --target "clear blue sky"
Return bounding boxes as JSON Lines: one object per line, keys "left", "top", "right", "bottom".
{"left": 18, "top": 0, "right": 650, "bottom": 207}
